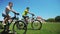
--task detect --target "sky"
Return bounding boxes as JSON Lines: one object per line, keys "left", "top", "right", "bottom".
{"left": 0, "top": 0, "right": 60, "bottom": 20}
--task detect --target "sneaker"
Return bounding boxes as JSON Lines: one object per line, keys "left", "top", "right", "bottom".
{"left": 8, "top": 30, "right": 12, "bottom": 33}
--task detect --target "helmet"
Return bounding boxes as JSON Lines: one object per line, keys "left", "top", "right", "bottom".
{"left": 26, "top": 7, "right": 29, "bottom": 9}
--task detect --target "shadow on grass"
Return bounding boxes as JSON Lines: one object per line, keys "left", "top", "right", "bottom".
{"left": 27, "top": 27, "right": 41, "bottom": 30}
{"left": 0, "top": 30, "right": 13, "bottom": 34}
{"left": 19, "top": 28, "right": 40, "bottom": 30}
{"left": 0, "top": 28, "right": 40, "bottom": 34}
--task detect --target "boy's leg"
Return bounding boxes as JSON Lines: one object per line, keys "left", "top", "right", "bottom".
{"left": 23, "top": 16, "right": 28, "bottom": 28}
{"left": 25, "top": 16, "right": 29, "bottom": 25}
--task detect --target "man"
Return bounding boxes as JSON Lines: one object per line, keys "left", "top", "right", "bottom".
{"left": 2, "top": 2, "right": 17, "bottom": 25}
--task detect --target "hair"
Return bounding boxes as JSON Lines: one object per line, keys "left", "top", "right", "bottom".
{"left": 9, "top": 2, "right": 13, "bottom": 5}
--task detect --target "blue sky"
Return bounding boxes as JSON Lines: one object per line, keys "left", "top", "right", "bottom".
{"left": 0, "top": 0, "right": 60, "bottom": 20}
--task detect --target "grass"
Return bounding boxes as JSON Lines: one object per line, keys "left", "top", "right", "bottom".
{"left": 0, "top": 22, "right": 60, "bottom": 34}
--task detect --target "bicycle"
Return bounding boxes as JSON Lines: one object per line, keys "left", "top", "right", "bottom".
{"left": 13, "top": 13, "right": 42, "bottom": 31}
{"left": 13, "top": 15, "right": 27, "bottom": 34}
{"left": 1, "top": 13, "right": 19, "bottom": 34}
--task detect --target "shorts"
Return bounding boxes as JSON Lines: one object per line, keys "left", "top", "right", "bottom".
{"left": 22, "top": 16, "right": 29, "bottom": 19}
{"left": 2, "top": 13, "right": 10, "bottom": 19}
{"left": 2, "top": 13, "right": 6, "bottom": 18}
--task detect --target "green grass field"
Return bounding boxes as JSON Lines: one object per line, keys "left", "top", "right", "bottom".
{"left": 0, "top": 22, "right": 60, "bottom": 34}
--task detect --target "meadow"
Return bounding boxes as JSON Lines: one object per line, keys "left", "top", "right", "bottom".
{"left": 0, "top": 22, "right": 60, "bottom": 34}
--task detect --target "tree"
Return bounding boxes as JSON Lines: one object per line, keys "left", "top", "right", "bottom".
{"left": 46, "top": 18, "right": 55, "bottom": 22}
{"left": 55, "top": 16, "right": 60, "bottom": 22}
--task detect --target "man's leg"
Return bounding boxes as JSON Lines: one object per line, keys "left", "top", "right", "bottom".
{"left": 8, "top": 18, "right": 12, "bottom": 24}
{"left": 2, "top": 17, "right": 8, "bottom": 31}
{"left": 8, "top": 18, "right": 12, "bottom": 31}
{"left": 7, "top": 17, "right": 12, "bottom": 31}
{"left": 2, "top": 17, "right": 7, "bottom": 25}
{"left": 3, "top": 15, "right": 10, "bottom": 32}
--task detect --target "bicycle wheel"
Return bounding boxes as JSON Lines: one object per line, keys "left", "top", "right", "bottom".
{"left": 12, "top": 20, "right": 27, "bottom": 34}
{"left": 0, "top": 22, "right": 4, "bottom": 33}
{"left": 16, "top": 20, "right": 25, "bottom": 29}
{"left": 31, "top": 20, "right": 42, "bottom": 30}
{"left": 0, "top": 23, "right": 3, "bottom": 29}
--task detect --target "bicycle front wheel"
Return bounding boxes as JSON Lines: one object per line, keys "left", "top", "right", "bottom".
{"left": 12, "top": 20, "right": 27, "bottom": 34}
{"left": 31, "top": 20, "right": 42, "bottom": 30}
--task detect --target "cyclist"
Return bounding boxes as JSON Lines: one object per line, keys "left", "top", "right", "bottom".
{"left": 22, "top": 7, "right": 32, "bottom": 27}
{"left": 2, "top": 2, "right": 18, "bottom": 26}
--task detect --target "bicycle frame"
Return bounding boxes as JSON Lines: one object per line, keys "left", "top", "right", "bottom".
{"left": 28, "top": 14, "right": 35, "bottom": 23}
{"left": 7, "top": 14, "right": 19, "bottom": 25}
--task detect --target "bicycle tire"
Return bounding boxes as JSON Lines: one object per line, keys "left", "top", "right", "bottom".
{"left": 31, "top": 20, "right": 42, "bottom": 30}
{"left": 12, "top": 20, "right": 27, "bottom": 34}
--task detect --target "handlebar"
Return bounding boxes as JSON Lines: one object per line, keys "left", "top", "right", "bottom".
{"left": 11, "top": 13, "right": 19, "bottom": 19}
{"left": 15, "top": 13, "right": 19, "bottom": 15}
{"left": 31, "top": 13, "right": 35, "bottom": 16}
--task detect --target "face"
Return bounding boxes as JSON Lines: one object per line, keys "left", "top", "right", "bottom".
{"left": 9, "top": 3, "right": 13, "bottom": 7}
{"left": 27, "top": 9, "right": 29, "bottom": 11}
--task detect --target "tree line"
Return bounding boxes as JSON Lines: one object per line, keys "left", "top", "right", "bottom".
{"left": 45, "top": 16, "right": 60, "bottom": 22}
{"left": 0, "top": 16, "right": 60, "bottom": 22}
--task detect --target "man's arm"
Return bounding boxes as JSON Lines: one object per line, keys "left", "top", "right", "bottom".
{"left": 28, "top": 12, "right": 34, "bottom": 16}
{"left": 28, "top": 12, "right": 32, "bottom": 14}
{"left": 11, "top": 9, "right": 16, "bottom": 13}
{"left": 6, "top": 6, "right": 16, "bottom": 13}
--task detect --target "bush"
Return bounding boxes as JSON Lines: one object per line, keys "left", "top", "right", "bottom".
{"left": 55, "top": 16, "right": 60, "bottom": 22}
{"left": 46, "top": 18, "right": 55, "bottom": 22}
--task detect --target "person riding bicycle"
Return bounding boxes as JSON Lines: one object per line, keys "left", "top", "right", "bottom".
{"left": 22, "top": 7, "right": 32, "bottom": 27}
{"left": 2, "top": 2, "right": 18, "bottom": 26}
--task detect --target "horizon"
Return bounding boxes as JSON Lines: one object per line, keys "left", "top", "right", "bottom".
{"left": 0, "top": 0, "right": 60, "bottom": 21}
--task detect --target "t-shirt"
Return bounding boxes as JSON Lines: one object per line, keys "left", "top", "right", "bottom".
{"left": 3, "top": 6, "right": 13, "bottom": 15}
{"left": 22, "top": 9, "right": 28, "bottom": 16}
{"left": 3, "top": 6, "right": 10, "bottom": 15}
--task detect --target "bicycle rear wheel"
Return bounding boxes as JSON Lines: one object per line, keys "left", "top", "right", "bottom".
{"left": 31, "top": 20, "right": 42, "bottom": 30}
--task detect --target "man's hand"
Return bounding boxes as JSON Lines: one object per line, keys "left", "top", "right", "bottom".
{"left": 15, "top": 13, "right": 19, "bottom": 15}
{"left": 29, "top": 12, "right": 35, "bottom": 16}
